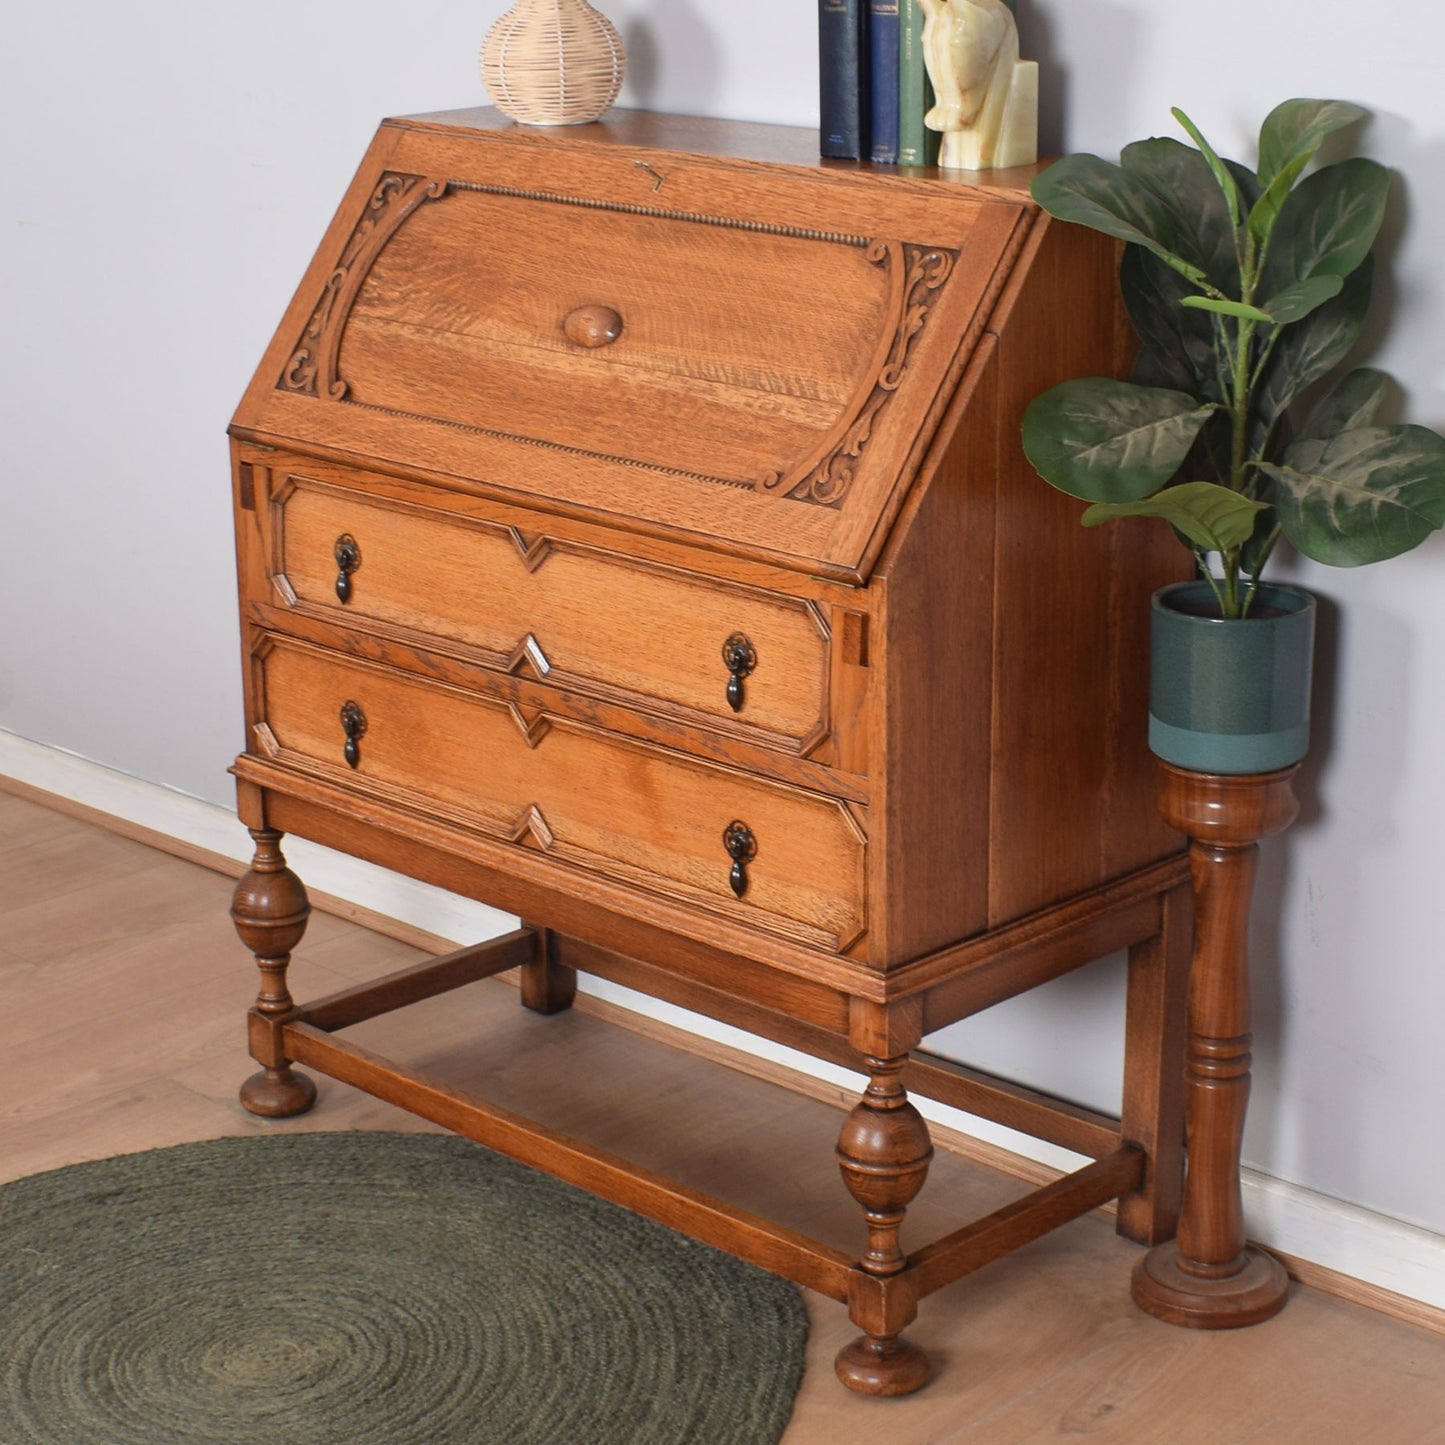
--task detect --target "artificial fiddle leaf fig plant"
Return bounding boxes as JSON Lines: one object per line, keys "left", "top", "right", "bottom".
{"left": 1021, "top": 98, "right": 1445, "bottom": 620}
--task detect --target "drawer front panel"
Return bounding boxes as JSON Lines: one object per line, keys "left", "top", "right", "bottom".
{"left": 273, "top": 474, "right": 831, "bottom": 750}
{"left": 253, "top": 637, "right": 865, "bottom": 952}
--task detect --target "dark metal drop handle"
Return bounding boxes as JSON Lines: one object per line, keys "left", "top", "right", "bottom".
{"left": 334, "top": 534, "right": 361, "bottom": 603}
{"left": 722, "top": 633, "right": 757, "bottom": 713}
{"left": 340, "top": 700, "right": 367, "bottom": 768}
{"left": 723, "top": 821, "right": 757, "bottom": 899}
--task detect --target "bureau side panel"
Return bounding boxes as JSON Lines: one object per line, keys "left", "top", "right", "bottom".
{"left": 868, "top": 341, "right": 1000, "bottom": 967}
{"left": 985, "top": 218, "right": 1186, "bottom": 925}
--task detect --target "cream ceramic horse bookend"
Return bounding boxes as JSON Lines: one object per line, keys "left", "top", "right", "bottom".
{"left": 919, "top": 0, "right": 1038, "bottom": 169}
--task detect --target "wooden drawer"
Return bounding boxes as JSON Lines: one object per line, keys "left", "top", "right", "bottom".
{"left": 251, "top": 635, "right": 866, "bottom": 953}
{"left": 269, "top": 471, "right": 833, "bottom": 753}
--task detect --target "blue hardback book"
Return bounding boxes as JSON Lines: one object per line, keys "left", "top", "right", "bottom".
{"left": 869, "top": 0, "right": 900, "bottom": 164}
{"left": 818, "top": 0, "right": 868, "bottom": 159}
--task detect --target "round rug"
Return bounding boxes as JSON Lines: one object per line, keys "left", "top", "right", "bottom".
{"left": 0, "top": 1131, "right": 808, "bottom": 1444}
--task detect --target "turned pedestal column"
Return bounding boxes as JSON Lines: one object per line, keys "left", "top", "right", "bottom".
{"left": 1132, "top": 762, "right": 1297, "bottom": 1327}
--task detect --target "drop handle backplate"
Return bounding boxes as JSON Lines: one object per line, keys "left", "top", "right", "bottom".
{"left": 334, "top": 534, "right": 361, "bottom": 603}
{"left": 340, "top": 700, "right": 367, "bottom": 768}
{"left": 722, "top": 633, "right": 757, "bottom": 713}
{"left": 723, "top": 821, "right": 757, "bottom": 899}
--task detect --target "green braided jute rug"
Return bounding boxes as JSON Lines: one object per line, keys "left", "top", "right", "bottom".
{"left": 0, "top": 1131, "right": 808, "bottom": 1444}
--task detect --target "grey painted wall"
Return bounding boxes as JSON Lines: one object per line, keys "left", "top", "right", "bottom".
{"left": 3, "top": 1, "right": 1442, "bottom": 1236}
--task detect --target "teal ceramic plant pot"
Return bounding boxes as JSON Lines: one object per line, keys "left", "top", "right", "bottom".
{"left": 1149, "top": 581, "right": 1316, "bottom": 775}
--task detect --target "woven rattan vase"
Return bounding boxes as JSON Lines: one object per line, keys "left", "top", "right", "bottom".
{"left": 482, "top": 0, "right": 626, "bottom": 126}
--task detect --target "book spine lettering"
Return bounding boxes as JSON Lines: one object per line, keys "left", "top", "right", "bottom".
{"left": 869, "top": 0, "right": 900, "bottom": 164}
{"left": 818, "top": 0, "right": 868, "bottom": 160}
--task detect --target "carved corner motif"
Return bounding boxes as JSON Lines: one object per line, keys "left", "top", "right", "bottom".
{"left": 506, "top": 633, "right": 553, "bottom": 680}
{"left": 762, "top": 242, "right": 957, "bottom": 509}
{"left": 505, "top": 703, "right": 552, "bottom": 749}
{"left": 252, "top": 723, "right": 282, "bottom": 759}
{"left": 277, "top": 172, "right": 449, "bottom": 400}
{"left": 506, "top": 527, "right": 555, "bottom": 572}
{"left": 508, "top": 805, "right": 556, "bottom": 851}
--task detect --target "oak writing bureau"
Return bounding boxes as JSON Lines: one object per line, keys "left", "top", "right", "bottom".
{"left": 228, "top": 107, "right": 1192, "bottom": 1395}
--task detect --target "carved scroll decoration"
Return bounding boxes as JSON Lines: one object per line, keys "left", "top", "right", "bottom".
{"left": 278, "top": 172, "right": 448, "bottom": 399}
{"left": 760, "top": 242, "right": 956, "bottom": 508}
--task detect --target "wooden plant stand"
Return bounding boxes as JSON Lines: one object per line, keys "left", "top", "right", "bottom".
{"left": 1132, "top": 762, "right": 1298, "bottom": 1328}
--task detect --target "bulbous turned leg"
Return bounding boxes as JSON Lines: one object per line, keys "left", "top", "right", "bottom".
{"left": 231, "top": 828, "right": 317, "bottom": 1118}
{"left": 1132, "top": 764, "right": 1296, "bottom": 1328}
{"left": 835, "top": 1055, "right": 934, "bottom": 1396}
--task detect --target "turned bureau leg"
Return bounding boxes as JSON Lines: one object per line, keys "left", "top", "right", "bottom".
{"left": 232, "top": 828, "right": 317, "bottom": 1118}
{"left": 835, "top": 1055, "right": 934, "bottom": 1396}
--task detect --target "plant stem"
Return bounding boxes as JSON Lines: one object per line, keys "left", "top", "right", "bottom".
{"left": 1229, "top": 321, "right": 1254, "bottom": 492}
{"left": 1223, "top": 313, "right": 1258, "bottom": 617}
{"left": 1241, "top": 527, "right": 1282, "bottom": 617}
{"left": 1195, "top": 551, "right": 1228, "bottom": 616}
{"left": 1222, "top": 553, "right": 1243, "bottom": 619}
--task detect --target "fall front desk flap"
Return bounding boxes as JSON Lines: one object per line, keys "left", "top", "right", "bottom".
{"left": 231, "top": 108, "right": 1036, "bottom": 584}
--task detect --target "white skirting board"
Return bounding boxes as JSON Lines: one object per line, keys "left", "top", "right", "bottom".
{"left": 4, "top": 726, "right": 1442, "bottom": 1318}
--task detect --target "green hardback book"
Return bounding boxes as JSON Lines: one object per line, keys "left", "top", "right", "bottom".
{"left": 898, "top": 0, "right": 937, "bottom": 167}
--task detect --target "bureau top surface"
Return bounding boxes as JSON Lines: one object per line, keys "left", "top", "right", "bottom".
{"left": 232, "top": 109, "right": 1046, "bottom": 583}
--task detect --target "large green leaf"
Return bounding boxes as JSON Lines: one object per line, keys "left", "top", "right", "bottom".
{"left": 1263, "top": 274, "right": 1344, "bottom": 324}
{"left": 1121, "top": 136, "right": 1242, "bottom": 291}
{"left": 1081, "top": 481, "right": 1268, "bottom": 551}
{"left": 1120, "top": 244, "right": 1223, "bottom": 400}
{"left": 1031, "top": 154, "right": 1208, "bottom": 285}
{"left": 1250, "top": 99, "right": 1369, "bottom": 252}
{"left": 1296, "top": 366, "right": 1389, "bottom": 442}
{"left": 1251, "top": 258, "right": 1374, "bottom": 453}
{"left": 1257, "top": 99, "right": 1368, "bottom": 190}
{"left": 1022, "top": 378, "right": 1215, "bottom": 501}
{"left": 1259, "top": 425, "right": 1445, "bottom": 564}
{"left": 1258, "top": 158, "right": 1389, "bottom": 315}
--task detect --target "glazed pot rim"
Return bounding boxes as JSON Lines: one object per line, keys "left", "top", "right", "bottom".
{"left": 1151, "top": 579, "right": 1315, "bottom": 623}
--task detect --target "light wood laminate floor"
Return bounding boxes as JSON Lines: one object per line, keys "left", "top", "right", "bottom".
{"left": 3, "top": 788, "right": 1443, "bottom": 1443}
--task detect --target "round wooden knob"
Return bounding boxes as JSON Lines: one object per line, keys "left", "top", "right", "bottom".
{"left": 563, "top": 304, "right": 623, "bottom": 348}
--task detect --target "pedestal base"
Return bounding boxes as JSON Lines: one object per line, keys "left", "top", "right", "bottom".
{"left": 240, "top": 1065, "right": 317, "bottom": 1119}
{"left": 1132, "top": 1241, "right": 1288, "bottom": 1329}
{"left": 834, "top": 1335, "right": 932, "bottom": 1397}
